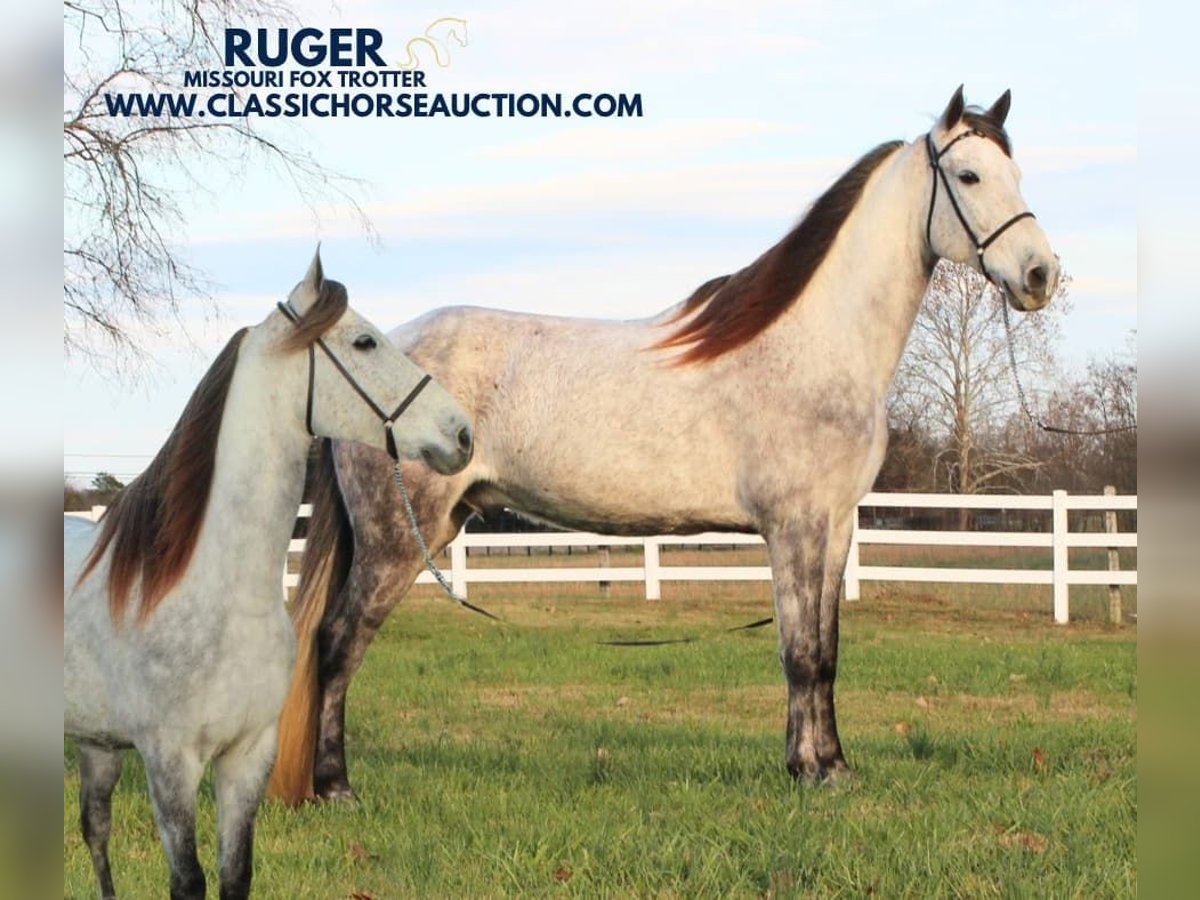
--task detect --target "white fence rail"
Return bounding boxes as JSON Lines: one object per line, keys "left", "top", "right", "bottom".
{"left": 70, "top": 490, "right": 1136, "bottom": 624}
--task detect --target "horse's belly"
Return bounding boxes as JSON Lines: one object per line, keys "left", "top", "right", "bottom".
{"left": 473, "top": 471, "right": 751, "bottom": 536}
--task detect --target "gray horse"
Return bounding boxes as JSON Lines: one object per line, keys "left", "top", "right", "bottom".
{"left": 65, "top": 253, "right": 472, "bottom": 898}
{"left": 268, "top": 87, "right": 1059, "bottom": 805}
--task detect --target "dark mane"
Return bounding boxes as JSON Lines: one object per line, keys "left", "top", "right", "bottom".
{"left": 278, "top": 279, "right": 349, "bottom": 352}
{"left": 77, "top": 329, "right": 247, "bottom": 623}
{"left": 653, "top": 140, "right": 904, "bottom": 364}
{"left": 962, "top": 107, "right": 1012, "bottom": 157}
{"left": 77, "top": 277, "right": 350, "bottom": 624}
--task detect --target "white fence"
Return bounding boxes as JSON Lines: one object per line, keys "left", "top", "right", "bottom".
{"left": 73, "top": 490, "right": 1136, "bottom": 624}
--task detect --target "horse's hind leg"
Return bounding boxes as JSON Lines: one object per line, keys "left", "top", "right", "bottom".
{"left": 142, "top": 746, "right": 206, "bottom": 899}
{"left": 78, "top": 742, "right": 124, "bottom": 899}
{"left": 313, "top": 444, "right": 467, "bottom": 800}
{"left": 213, "top": 727, "right": 278, "bottom": 900}
{"left": 814, "top": 509, "right": 854, "bottom": 776}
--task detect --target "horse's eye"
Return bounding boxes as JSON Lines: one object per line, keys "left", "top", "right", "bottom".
{"left": 353, "top": 334, "right": 377, "bottom": 351}
{"left": 958, "top": 170, "right": 980, "bottom": 185}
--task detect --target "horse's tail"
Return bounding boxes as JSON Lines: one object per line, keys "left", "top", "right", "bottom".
{"left": 267, "top": 439, "right": 354, "bottom": 806}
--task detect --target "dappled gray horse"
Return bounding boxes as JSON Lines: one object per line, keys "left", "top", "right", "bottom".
{"left": 268, "top": 87, "right": 1060, "bottom": 805}
{"left": 64, "top": 251, "right": 472, "bottom": 899}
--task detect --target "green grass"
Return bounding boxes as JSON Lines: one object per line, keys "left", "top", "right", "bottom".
{"left": 64, "top": 588, "right": 1136, "bottom": 898}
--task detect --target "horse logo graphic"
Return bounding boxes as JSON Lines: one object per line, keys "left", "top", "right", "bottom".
{"left": 395, "top": 18, "right": 469, "bottom": 70}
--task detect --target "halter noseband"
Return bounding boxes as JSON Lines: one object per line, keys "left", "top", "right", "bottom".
{"left": 276, "top": 301, "right": 432, "bottom": 461}
{"left": 924, "top": 130, "right": 1035, "bottom": 273}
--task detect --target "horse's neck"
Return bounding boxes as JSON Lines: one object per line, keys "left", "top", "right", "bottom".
{"left": 775, "top": 142, "right": 931, "bottom": 393}
{"left": 193, "top": 342, "right": 310, "bottom": 609}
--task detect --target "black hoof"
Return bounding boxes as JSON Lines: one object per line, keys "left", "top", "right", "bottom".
{"left": 316, "top": 784, "right": 358, "bottom": 803}
{"left": 786, "top": 758, "right": 854, "bottom": 786}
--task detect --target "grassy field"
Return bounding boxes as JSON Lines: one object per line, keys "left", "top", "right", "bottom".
{"left": 64, "top": 581, "right": 1136, "bottom": 898}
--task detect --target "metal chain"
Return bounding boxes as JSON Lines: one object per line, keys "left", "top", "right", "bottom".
{"left": 390, "top": 461, "right": 769, "bottom": 639}
{"left": 392, "top": 463, "right": 501, "bottom": 621}
{"left": 1000, "top": 291, "right": 1039, "bottom": 426}
{"left": 998, "top": 287, "right": 1136, "bottom": 437}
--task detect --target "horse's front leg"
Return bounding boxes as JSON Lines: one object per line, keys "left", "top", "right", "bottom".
{"left": 766, "top": 513, "right": 846, "bottom": 783}
{"left": 313, "top": 562, "right": 401, "bottom": 800}
{"left": 312, "top": 448, "right": 469, "bottom": 801}
{"left": 213, "top": 726, "right": 278, "bottom": 900}
{"left": 142, "top": 744, "right": 206, "bottom": 899}
{"left": 77, "top": 742, "right": 124, "bottom": 899}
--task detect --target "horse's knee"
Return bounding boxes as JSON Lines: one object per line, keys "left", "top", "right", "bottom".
{"left": 780, "top": 642, "right": 832, "bottom": 688}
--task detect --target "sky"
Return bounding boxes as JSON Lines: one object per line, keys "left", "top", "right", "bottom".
{"left": 63, "top": 0, "right": 1137, "bottom": 485}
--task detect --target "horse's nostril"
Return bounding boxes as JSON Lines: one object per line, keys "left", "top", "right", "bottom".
{"left": 456, "top": 425, "right": 473, "bottom": 455}
{"left": 1026, "top": 265, "right": 1047, "bottom": 294}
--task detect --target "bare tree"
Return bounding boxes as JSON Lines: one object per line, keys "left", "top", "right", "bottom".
{"left": 888, "top": 261, "right": 1071, "bottom": 510}
{"left": 1035, "top": 336, "right": 1137, "bottom": 493}
{"left": 64, "top": 0, "right": 370, "bottom": 368}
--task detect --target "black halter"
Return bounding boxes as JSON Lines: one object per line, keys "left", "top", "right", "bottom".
{"left": 925, "top": 130, "right": 1035, "bottom": 271}
{"left": 276, "top": 301, "right": 433, "bottom": 460}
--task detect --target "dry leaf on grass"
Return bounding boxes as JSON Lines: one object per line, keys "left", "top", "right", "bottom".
{"left": 999, "top": 831, "right": 1048, "bottom": 853}
{"left": 553, "top": 866, "right": 574, "bottom": 882}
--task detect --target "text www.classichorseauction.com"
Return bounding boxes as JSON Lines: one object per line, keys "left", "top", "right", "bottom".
{"left": 102, "top": 21, "right": 644, "bottom": 120}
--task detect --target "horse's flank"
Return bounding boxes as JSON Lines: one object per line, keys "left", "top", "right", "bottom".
{"left": 654, "top": 140, "right": 904, "bottom": 364}
{"left": 77, "top": 279, "right": 351, "bottom": 624}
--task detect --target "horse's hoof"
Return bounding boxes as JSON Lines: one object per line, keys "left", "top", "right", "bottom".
{"left": 787, "top": 758, "right": 854, "bottom": 787}
{"left": 820, "top": 761, "right": 855, "bottom": 788}
{"left": 786, "top": 760, "right": 824, "bottom": 785}
{"left": 317, "top": 785, "right": 358, "bottom": 803}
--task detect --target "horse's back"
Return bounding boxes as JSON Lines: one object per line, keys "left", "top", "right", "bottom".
{"left": 387, "top": 305, "right": 753, "bottom": 533}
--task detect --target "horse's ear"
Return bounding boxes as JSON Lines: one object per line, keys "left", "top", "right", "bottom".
{"left": 291, "top": 245, "right": 325, "bottom": 314}
{"left": 987, "top": 89, "right": 1012, "bottom": 126}
{"left": 940, "top": 85, "right": 965, "bottom": 129}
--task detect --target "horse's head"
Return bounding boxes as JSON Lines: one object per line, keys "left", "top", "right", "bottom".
{"left": 281, "top": 249, "right": 473, "bottom": 474}
{"left": 924, "top": 85, "right": 1059, "bottom": 311}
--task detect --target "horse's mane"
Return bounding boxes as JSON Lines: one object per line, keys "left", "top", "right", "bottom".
{"left": 652, "top": 140, "right": 905, "bottom": 364}
{"left": 78, "top": 279, "right": 349, "bottom": 624}
{"left": 962, "top": 107, "right": 1012, "bottom": 157}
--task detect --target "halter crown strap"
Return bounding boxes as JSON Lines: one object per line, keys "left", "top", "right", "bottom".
{"left": 924, "top": 131, "right": 1035, "bottom": 265}
{"left": 275, "top": 301, "right": 433, "bottom": 459}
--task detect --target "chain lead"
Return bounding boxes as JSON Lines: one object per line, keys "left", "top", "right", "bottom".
{"left": 998, "top": 286, "right": 1136, "bottom": 437}
{"left": 392, "top": 463, "right": 502, "bottom": 621}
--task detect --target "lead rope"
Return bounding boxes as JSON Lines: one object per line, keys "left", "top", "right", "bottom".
{"left": 391, "top": 462, "right": 502, "bottom": 621}
{"left": 998, "top": 289, "right": 1137, "bottom": 437}
{"left": 390, "top": 461, "right": 774, "bottom": 640}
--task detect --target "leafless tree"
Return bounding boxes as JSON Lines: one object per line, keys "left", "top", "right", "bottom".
{"left": 64, "top": 0, "right": 370, "bottom": 369}
{"left": 888, "top": 261, "right": 1071, "bottom": 511}
{"left": 1035, "top": 336, "right": 1137, "bottom": 493}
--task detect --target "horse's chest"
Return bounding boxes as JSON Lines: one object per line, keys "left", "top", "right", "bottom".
{"left": 137, "top": 604, "right": 295, "bottom": 748}
{"left": 204, "top": 610, "right": 295, "bottom": 721}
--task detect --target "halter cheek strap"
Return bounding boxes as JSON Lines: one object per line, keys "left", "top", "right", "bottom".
{"left": 276, "top": 301, "right": 433, "bottom": 460}
{"left": 925, "top": 131, "right": 1036, "bottom": 269}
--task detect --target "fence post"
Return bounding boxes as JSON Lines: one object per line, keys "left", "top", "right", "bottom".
{"left": 1104, "top": 485, "right": 1122, "bottom": 625}
{"left": 1052, "top": 489, "right": 1069, "bottom": 624}
{"left": 450, "top": 533, "right": 468, "bottom": 598}
{"left": 643, "top": 538, "right": 661, "bottom": 600}
{"left": 843, "top": 509, "right": 861, "bottom": 601}
{"left": 598, "top": 545, "right": 611, "bottom": 595}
